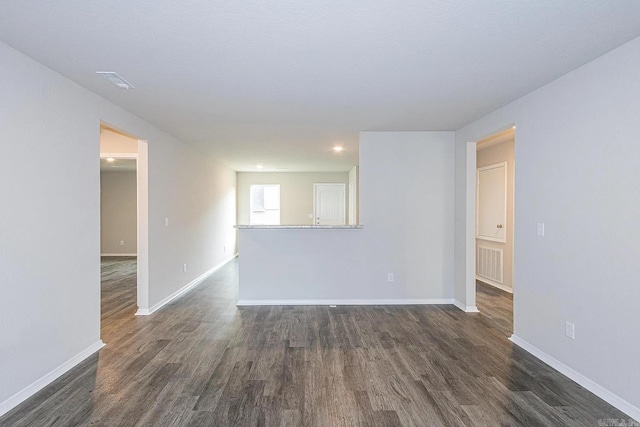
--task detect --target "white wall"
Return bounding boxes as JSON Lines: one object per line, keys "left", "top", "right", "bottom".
{"left": 239, "top": 132, "right": 455, "bottom": 302}
{"left": 237, "top": 172, "right": 349, "bottom": 225}
{"left": 454, "top": 141, "right": 477, "bottom": 310}
{"left": 148, "top": 139, "right": 236, "bottom": 307}
{"left": 0, "top": 40, "right": 236, "bottom": 413}
{"left": 348, "top": 166, "right": 358, "bottom": 225}
{"left": 100, "top": 171, "right": 137, "bottom": 255}
{"left": 455, "top": 37, "right": 640, "bottom": 412}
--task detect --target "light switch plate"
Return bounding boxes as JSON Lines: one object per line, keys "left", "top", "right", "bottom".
{"left": 537, "top": 222, "right": 545, "bottom": 237}
{"left": 565, "top": 321, "right": 575, "bottom": 339}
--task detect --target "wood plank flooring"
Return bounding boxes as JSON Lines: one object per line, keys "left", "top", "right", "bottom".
{"left": 475, "top": 280, "right": 513, "bottom": 337}
{"left": 100, "top": 256, "right": 138, "bottom": 325}
{"left": 0, "top": 259, "right": 634, "bottom": 426}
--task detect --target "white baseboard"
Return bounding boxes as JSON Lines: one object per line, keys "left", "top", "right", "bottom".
{"left": 476, "top": 276, "right": 513, "bottom": 293}
{"left": 0, "top": 340, "right": 105, "bottom": 418}
{"left": 509, "top": 335, "right": 640, "bottom": 421}
{"left": 237, "top": 298, "right": 454, "bottom": 306}
{"left": 101, "top": 253, "right": 137, "bottom": 257}
{"left": 136, "top": 255, "right": 237, "bottom": 316}
{"left": 453, "top": 299, "right": 479, "bottom": 312}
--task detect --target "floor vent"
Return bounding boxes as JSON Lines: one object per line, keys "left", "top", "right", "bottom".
{"left": 477, "top": 246, "right": 503, "bottom": 284}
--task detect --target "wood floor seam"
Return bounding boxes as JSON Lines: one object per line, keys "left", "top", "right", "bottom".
{"left": 0, "top": 259, "right": 634, "bottom": 426}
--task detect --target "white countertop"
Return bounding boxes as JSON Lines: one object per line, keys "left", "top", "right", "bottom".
{"left": 235, "top": 225, "right": 363, "bottom": 229}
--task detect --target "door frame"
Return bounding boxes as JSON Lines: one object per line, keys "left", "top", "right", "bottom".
{"left": 135, "top": 140, "right": 149, "bottom": 315}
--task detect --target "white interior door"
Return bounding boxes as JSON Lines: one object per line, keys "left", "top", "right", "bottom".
{"left": 314, "top": 183, "right": 346, "bottom": 225}
{"left": 477, "top": 162, "right": 507, "bottom": 242}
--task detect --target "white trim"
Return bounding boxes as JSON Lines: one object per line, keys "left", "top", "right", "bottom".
{"left": 0, "top": 340, "right": 105, "bottom": 417}
{"left": 476, "top": 276, "right": 513, "bottom": 294}
{"left": 237, "top": 298, "right": 454, "bottom": 306}
{"left": 135, "top": 255, "right": 237, "bottom": 316}
{"left": 453, "top": 299, "right": 480, "bottom": 312}
{"left": 465, "top": 141, "right": 478, "bottom": 307}
{"left": 476, "top": 235, "right": 506, "bottom": 243}
{"left": 100, "top": 253, "right": 137, "bottom": 257}
{"left": 509, "top": 335, "right": 640, "bottom": 421}
{"left": 136, "top": 139, "right": 149, "bottom": 313}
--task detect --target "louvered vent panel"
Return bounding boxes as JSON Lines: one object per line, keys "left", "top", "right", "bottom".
{"left": 477, "top": 246, "right": 503, "bottom": 284}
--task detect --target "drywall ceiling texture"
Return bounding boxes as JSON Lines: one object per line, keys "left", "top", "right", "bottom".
{"left": 1, "top": 2, "right": 640, "bottom": 171}
{"left": 455, "top": 37, "right": 640, "bottom": 414}
{"left": 0, "top": 40, "right": 236, "bottom": 414}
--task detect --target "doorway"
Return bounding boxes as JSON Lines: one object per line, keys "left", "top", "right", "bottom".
{"left": 99, "top": 125, "right": 149, "bottom": 342}
{"left": 475, "top": 127, "right": 515, "bottom": 335}
{"left": 313, "top": 183, "right": 346, "bottom": 225}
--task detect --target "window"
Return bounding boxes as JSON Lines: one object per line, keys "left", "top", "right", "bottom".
{"left": 250, "top": 185, "right": 280, "bottom": 225}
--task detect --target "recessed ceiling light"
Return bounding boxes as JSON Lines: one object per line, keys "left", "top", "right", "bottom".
{"left": 256, "top": 164, "right": 263, "bottom": 169}
{"left": 333, "top": 146, "right": 344, "bottom": 152}
{"left": 106, "top": 157, "right": 116, "bottom": 162}
{"left": 96, "top": 71, "right": 135, "bottom": 90}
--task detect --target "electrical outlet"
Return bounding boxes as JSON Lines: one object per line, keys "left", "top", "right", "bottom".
{"left": 565, "top": 321, "right": 575, "bottom": 339}
{"left": 388, "top": 273, "right": 394, "bottom": 282}
{"left": 120, "top": 240, "right": 124, "bottom": 246}
{"left": 183, "top": 263, "right": 187, "bottom": 273}
{"left": 537, "top": 222, "right": 545, "bottom": 237}
{"left": 165, "top": 217, "right": 169, "bottom": 227}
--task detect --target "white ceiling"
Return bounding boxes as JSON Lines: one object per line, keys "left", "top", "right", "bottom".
{"left": 2, "top": 1, "right": 640, "bottom": 171}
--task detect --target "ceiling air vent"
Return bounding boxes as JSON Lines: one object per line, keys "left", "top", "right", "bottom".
{"left": 96, "top": 71, "right": 135, "bottom": 89}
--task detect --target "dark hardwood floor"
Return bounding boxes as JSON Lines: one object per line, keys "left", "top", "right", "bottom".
{"left": 100, "top": 256, "right": 138, "bottom": 322}
{"left": 0, "top": 259, "right": 634, "bottom": 426}
{"left": 475, "top": 280, "right": 513, "bottom": 337}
